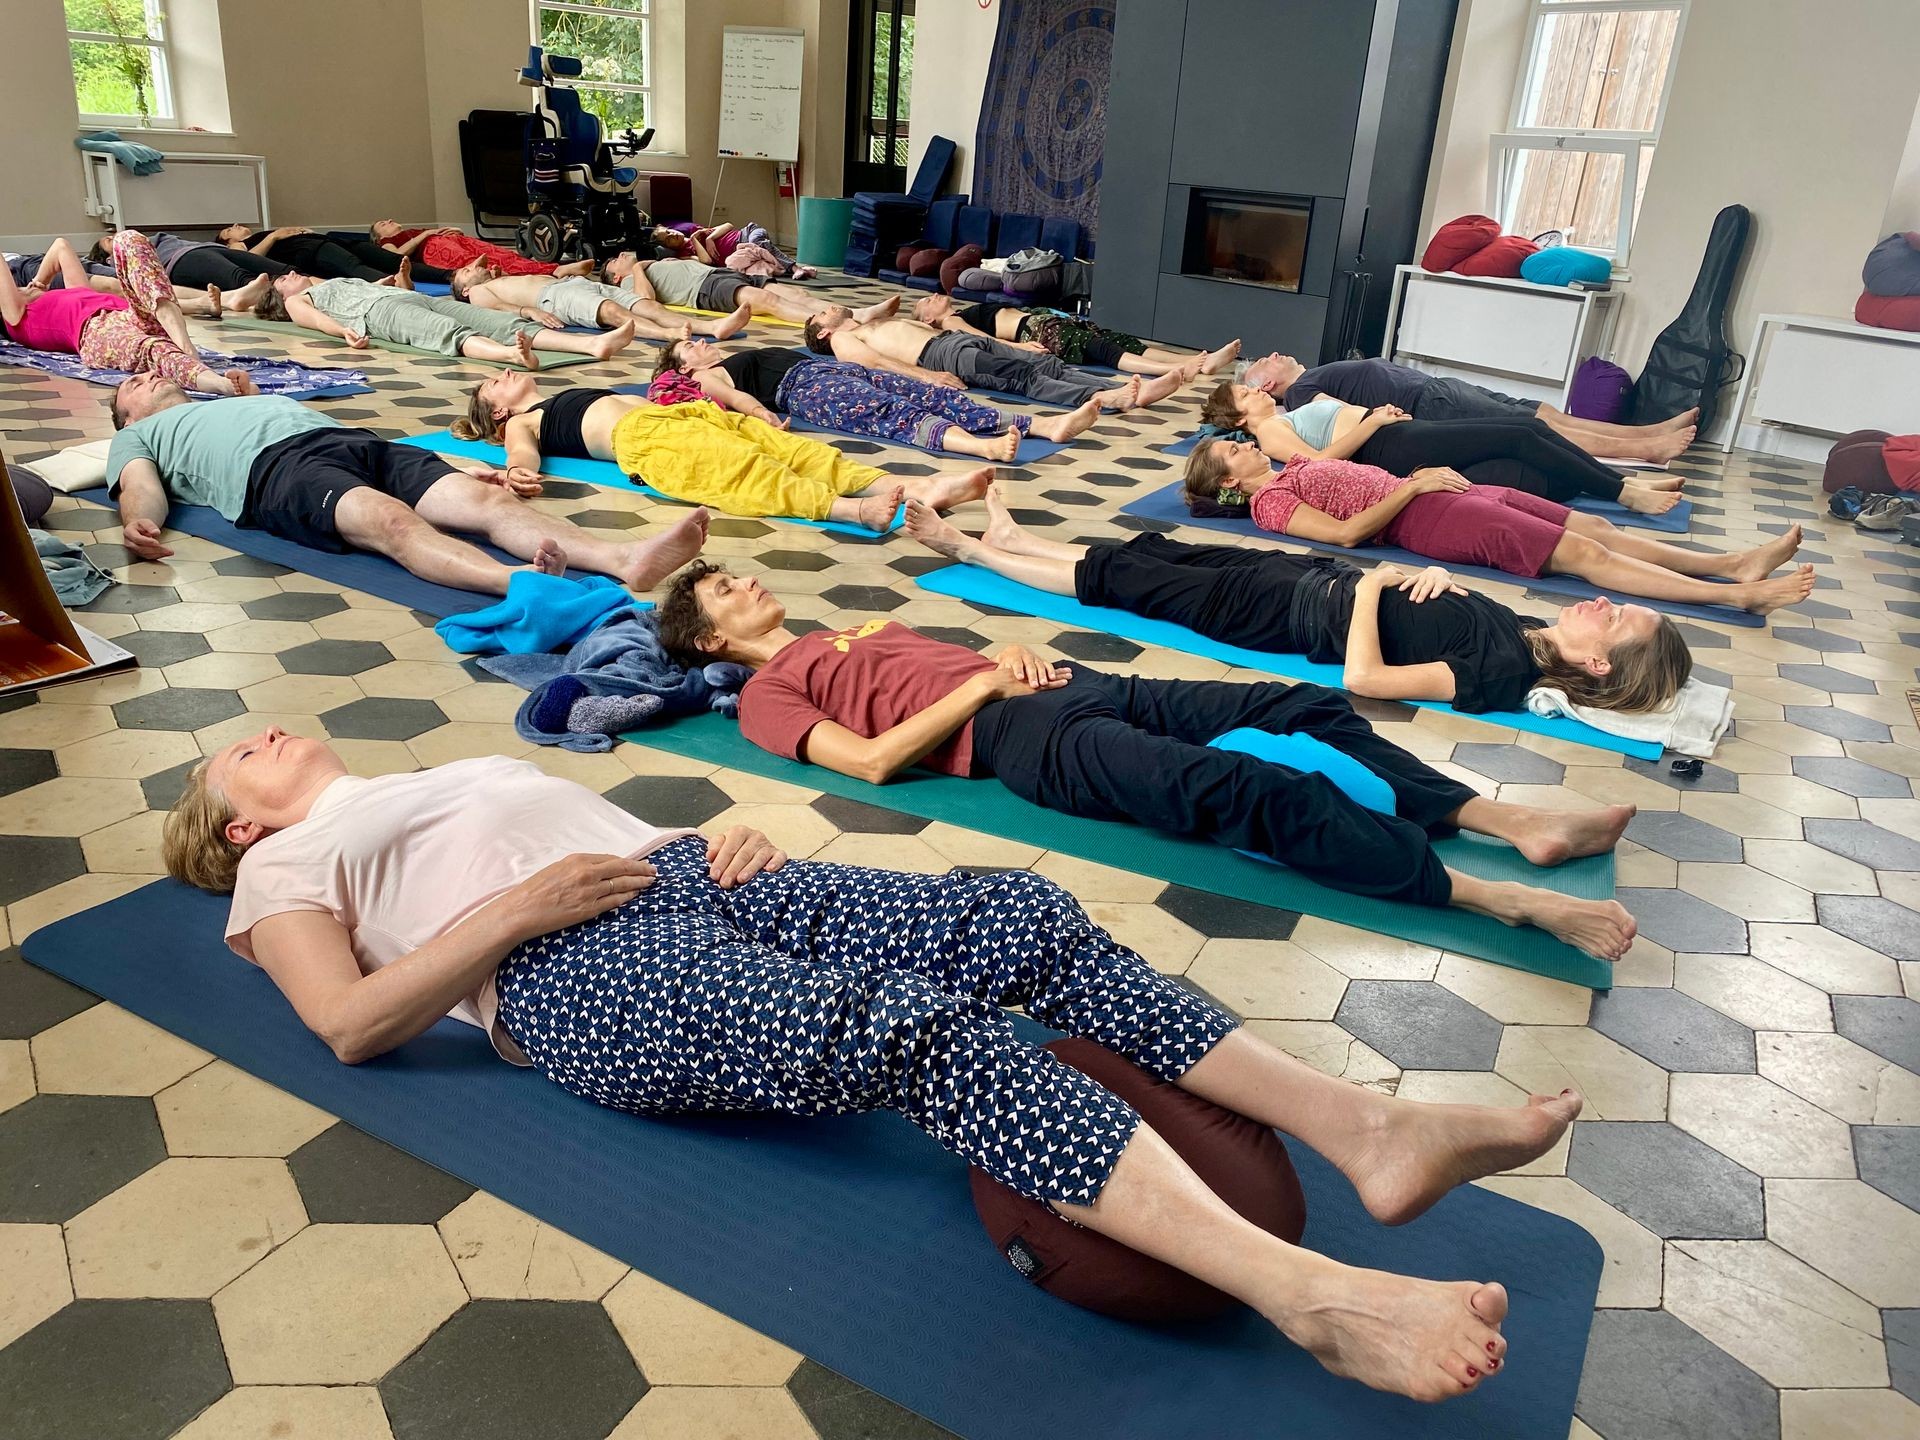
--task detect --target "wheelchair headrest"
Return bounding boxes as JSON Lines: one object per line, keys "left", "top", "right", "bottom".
{"left": 546, "top": 54, "right": 585, "bottom": 79}
{"left": 519, "top": 46, "right": 587, "bottom": 86}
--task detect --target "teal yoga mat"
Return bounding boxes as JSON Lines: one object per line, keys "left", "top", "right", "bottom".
{"left": 625, "top": 712, "right": 1616, "bottom": 990}
{"left": 392, "top": 430, "right": 901, "bottom": 540}
{"left": 913, "top": 565, "right": 1660, "bottom": 760}
{"left": 24, "top": 881, "right": 1605, "bottom": 1440}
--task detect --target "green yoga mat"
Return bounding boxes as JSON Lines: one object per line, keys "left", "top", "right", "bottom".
{"left": 625, "top": 712, "right": 1616, "bottom": 990}
{"left": 216, "top": 313, "right": 614, "bottom": 369}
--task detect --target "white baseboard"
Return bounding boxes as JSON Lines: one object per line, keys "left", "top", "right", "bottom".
{"left": 1728, "top": 422, "right": 1837, "bottom": 465}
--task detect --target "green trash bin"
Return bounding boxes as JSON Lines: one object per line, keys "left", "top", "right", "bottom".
{"left": 796, "top": 196, "right": 856, "bottom": 270}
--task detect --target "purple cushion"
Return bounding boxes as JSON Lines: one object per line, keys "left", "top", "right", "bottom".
{"left": 1567, "top": 356, "right": 1634, "bottom": 424}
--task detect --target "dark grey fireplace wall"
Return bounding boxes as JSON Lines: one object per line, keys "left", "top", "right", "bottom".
{"left": 1097, "top": 0, "right": 1457, "bottom": 361}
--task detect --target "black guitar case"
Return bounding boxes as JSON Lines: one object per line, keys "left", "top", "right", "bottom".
{"left": 1627, "top": 203, "right": 1753, "bottom": 430}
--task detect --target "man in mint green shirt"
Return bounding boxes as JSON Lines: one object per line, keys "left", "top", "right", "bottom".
{"left": 103, "top": 374, "right": 710, "bottom": 598}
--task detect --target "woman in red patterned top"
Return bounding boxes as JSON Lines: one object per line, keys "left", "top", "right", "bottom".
{"left": 368, "top": 221, "right": 596, "bottom": 279}
{"left": 1182, "top": 440, "right": 1816, "bottom": 617}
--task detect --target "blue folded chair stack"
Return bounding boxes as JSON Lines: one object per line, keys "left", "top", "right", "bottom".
{"left": 845, "top": 136, "right": 958, "bottom": 276}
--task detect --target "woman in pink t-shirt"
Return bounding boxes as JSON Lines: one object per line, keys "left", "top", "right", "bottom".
{"left": 165, "top": 722, "right": 1577, "bottom": 1405}
{"left": 0, "top": 231, "right": 254, "bottom": 395}
{"left": 1183, "top": 439, "right": 1817, "bottom": 617}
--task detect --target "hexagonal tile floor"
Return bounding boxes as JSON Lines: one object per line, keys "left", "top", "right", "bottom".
{"left": 3, "top": 267, "right": 1917, "bottom": 1440}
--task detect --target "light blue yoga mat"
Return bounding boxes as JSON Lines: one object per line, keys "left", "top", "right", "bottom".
{"left": 611, "top": 382, "right": 1074, "bottom": 464}
{"left": 393, "top": 430, "right": 902, "bottom": 539}
{"left": 914, "top": 565, "right": 1660, "bottom": 760}
{"left": 1119, "top": 482, "right": 1764, "bottom": 628}
{"left": 24, "top": 881, "right": 1604, "bottom": 1440}
{"left": 1158, "top": 433, "right": 1694, "bottom": 533}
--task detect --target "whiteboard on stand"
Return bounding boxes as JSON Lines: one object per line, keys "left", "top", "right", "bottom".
{"left": 718, "top": 26, "right": 804, "bottom": 162}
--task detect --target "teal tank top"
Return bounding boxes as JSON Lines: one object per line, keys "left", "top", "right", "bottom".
{"left": 1283, "top": 395, "right": 1347, "bottom": 450}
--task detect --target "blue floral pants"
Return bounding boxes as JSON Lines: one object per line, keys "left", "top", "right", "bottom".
{"left": 494, "top": 838, "right": 1236, "bottom": 1204}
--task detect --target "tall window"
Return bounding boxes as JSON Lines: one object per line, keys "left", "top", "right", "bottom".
{"left": 68, "top": 0, "right": 175, "bottom": 129}
{"left": 1489, "top": 0, "right": 1688, "bottom": 260}
{"left": 532, "top": 0, "right": 651, "bottom": 138}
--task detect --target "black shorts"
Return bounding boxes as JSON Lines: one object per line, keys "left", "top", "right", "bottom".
{"left": 243, "top": 428, "right": 453, "bottom": 553}
{"left": 695, "top": 270, "right": 768, "bottom": 311}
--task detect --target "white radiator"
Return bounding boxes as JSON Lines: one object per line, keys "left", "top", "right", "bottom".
{"left": 81, "top": 151, "right": 270, "bottom": 231}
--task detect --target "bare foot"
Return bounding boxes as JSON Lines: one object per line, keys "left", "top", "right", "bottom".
{"left": 1729, "top": 523, "right": 1803, "bottom": 583}
{"left": 1741, "top": 562, "right": 1816, "bottom": 615}
{"left": 1200, "top": 339, "right": 1242, "bottom": 374}
{"left": 1098, "top": 376, "right": 1142, "bottom": 411}
{"left": 230, "top": 274, "right": 272, "bottom": 313}
{"left": 982, "top": 482, "right": 1026, "bottom": 552}
{"left": 918, "top": 464, "right": 994, "bottom": 512}
{"left": 1031, "top": 396, "right": 1101, "bottom": 443}
{"left": 1508, "top": 887, "right": 1637, "bottom": 959}
{"left": 1652, "top": 425, "right": 1696, "bottom": 461}
{"left": 1637, "top": 474, "right": 1686, "bottom": 492}
{"left": 853, "top": 295, "right": 900, "bottom": 323}
{"left": 708, "top": 304, "right": 752, "bottom": 340}
{"left": 393, "top": 257, "right": 415, "bottom": 291}
{"left": 1661, "top": 406, "right": 1700, "bottom": 431}
{"left": 591, "top": 320, "right": 636, "bottom": 360}
{"left": 1343, "top": 1090, "right": 1582, "bottom": 1226}
{"left": 1273, "top": 1265, "right": 1511, "bottom": 1402}
{"left": 1132, "top": 369, "right": 1186, "bottom": 408}
{"left": 513, "top": 332, "right": 542, "bottom": 370}
{"left": 205, "top": 285, "right": 224, "bottom": 319}
{"left": 529, "top": 538, "right": 568, "bottom": 576}
{"left": 623, "top": 507, "right": 710, "bottom": 589}
{"left": 857, "top": 485, "right": 905, "bottom": 531}
{"left": 1513, "top": 803, "right": 1634, "bottom": 867}
{"left": 976, "top": 427, "right": 1021, "bottom": 462}
{"left": 903, "top": 497, "right": 972, "bottom": 558}
{"left": 224, "top": 369, "right": 258, "bottom": 396}
{"left": 1617, "top": 486, "right": 1680, "bottom": 516}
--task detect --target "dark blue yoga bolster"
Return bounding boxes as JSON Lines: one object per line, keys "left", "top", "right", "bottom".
{"left": 25, "top": 880, "right": 1604, "bottom": 1440}
{"left": 1157, "top": 433, "right": 1696, "bottom": 533}
{"left": 1119, "top": 481, "right": 1762, "bottom": 627}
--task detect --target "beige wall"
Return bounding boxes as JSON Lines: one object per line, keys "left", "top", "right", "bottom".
{"left": 1423, "top": 0, "right": 1920, "bottom": 409}
{"left": 905, "top": 1, "right": 999, "bottom": 194}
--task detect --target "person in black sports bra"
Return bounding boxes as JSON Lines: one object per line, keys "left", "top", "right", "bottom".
{"left": 913, "top": 293, "right": 1242, "bottom": 378}
{"left": 901, "top": 486, "right": 1697, "bottom": 718}
{"left": 649, "top": 339, "right": 1102, "bottom": 461}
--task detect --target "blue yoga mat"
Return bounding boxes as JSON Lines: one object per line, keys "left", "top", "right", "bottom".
{"left": 25, "top": 880, "right": 1605, "bottom": 1440}
{"left": 413, "top": 281, "right": 451, "bottom": 296}
{"left": 394, "top": 431, "right": 901, "bottom": 540}
{"left": 786, "top": 345, "right": 1096, "bottom": 410}
{"left": 1120, "top": 482, "right": 1763, "bottom": 628}
{"left": 611, "top": 382, "right": 1074, "bottom": 464}
{"left": 915, "top": 566, "right": 1660, "bottom": 760}
{"left": 1158, "top": 434, "right": 1693, "bottom": 534}
{"left": 71, "top": 488, "right": 585, "bottom": 617}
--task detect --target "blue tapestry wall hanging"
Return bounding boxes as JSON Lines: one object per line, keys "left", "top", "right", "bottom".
{"left": 972, "top": 1, "right": 1115, "bottom": 238}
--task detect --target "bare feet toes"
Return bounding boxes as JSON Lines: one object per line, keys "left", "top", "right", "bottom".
{"left": 515, "top": 333, "right": 541, "bottom": 370}
{"left": 1098, "top": 376, "right": 1142, "bottom": 411}
{"left": 1532, "top": 894, "right": 1637, "bottom": 960}
{"left": 226, "top": 369, "right": 258, "bottom": 396}
{"left": 982, "top": 483, "right": 1023, "bottom": 550}
{"left": 1619, "top": 486, "right": 1680, "bottom": 515}
{"left": 624, "top": 506, "right": 709, "bottom": 589}
{"left": 924, "top": 464, "right": 994, "bottom": 511}
{"left": 1031, "top": 396, "right": 1100, "bottom": 442}
{"left": 531, "top": 538, "right": 568, "bottom": 576}
{"left": 858, "top": 485, "right": 905, "bottom": 531}
{"left": 1733, "top": 523, "right": 1803, "bottom": 582}
{"left": 903, "top": 496, "right": 969, "bottom": 557}
{"left": 594, "top": 320, "right": 636, "bottom": 359}
{"left": 987, "top": 427, "right": 1021, "bottom": 462}
{"left": 1202, "top": 339, "right": 1242, "bottom": 374}
{"left": 711, "top": 304, "right": 752, "bottom": 340}
{"left": 1274, "top": 1267, "right": 1511, "bottom": 1403}
{"left": 1518, "top": 803, "right": 1634, "bottom": 866}
{"left": 1343, "top": 1093, "right": 1582, "bottom": 1227}
{"left": 206, "top": 285, "right": 223, "bottom": 319}
{"left": 1747, "top": 562, "right": 1816, "bottom": 615}
{"left": 1133, "top": 369, "right": 1185, "bottom": 407}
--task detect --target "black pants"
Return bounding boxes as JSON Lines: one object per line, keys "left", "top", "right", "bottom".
{"left": 166, "top": 247, "right": 289, "bottom": 291}
{"left": 1076, "top": 533, "right": 1354, "bottom": 657}
{"left": 970, "top": 669, "right": 1473, "bottom": 906}
{"left": 1356, "top": 418, "right": 1625, "bottom": 502}
{"left": 320, "top": 233, "right": 454, "bottom": 285}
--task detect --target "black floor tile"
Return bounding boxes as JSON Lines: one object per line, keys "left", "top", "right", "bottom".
{"left": 1567, "top": 1121, "right": 1764, "bottom": 1238}
{"left": 1853, "top": 1125, "right": 1920, "bottom": 1211}
{"left": 602, "top": 775, "right": 733, "bottom": 828}
{"left": 1816, "top": 895, "right": 1920, "bottom": 963}
{"left": 1152, "top": 885, "right": 1300, "bottom": 941}
{"left": 1589, "top": 987, "right": 1756, "bottom": 1073}
{"left": 0, "top": 946, "right": 98, "bottom": 1039}
{"left": 321, "top": 697, "right": 449, "bottom": 741}
{"left": 810, "top": 794, "right": 930, "bottom": 834}
{"left": 279, "top": 639, "right": 397, "bottom": 676}
{"left": 0, "top": 835, "right": 87, "bottom": 907}
{"left": 1576, "top": 1310, "right": 1778, "bottom": 1440}
{"left": 0, "top": 1299, "right": 231, "bottom": 1440}
{"left": 1334, "top": 980, "right": 1503, "bottom": 1071}
{"left": 0, "top": 1094, "right": 167, "bottom": 1222}
{"left": 140, "top": 758, "right": 200, "bottom": 812}
{"left": 0, "top": 747, "right": 58, "bottom": 799}
{"left": 240, "top": 590, "right": 350, "bottom": 622}
{"left": 110, "top": 630, "right": 211, "bottom": 668}
{"left": 112, "top": 688, "right": 248, "bottom": 733}
{"left": 286, "top": 1123, "right": 475, "bottom": 1224}
{"left": 787, "top": 1359, "right": 958, "bottom": 1440}
{"left": 1832, "top": 995, "right": 1920, "bottom": 1073}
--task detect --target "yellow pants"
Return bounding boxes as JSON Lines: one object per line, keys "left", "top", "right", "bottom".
{"left": 610, "top": 403, "right": 886, "bottom": 519}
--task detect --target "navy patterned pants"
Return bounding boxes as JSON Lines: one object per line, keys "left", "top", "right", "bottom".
{"left": 778, "top": 359, "right": 1028, "bottom": 452}
{"left": 494, "top": 837, "right": 1237, "bottom": 1204}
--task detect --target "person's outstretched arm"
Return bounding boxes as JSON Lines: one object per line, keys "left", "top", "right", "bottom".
{"left": 796, "top": 648, "right": 1065, "bottom": 784}
{"left": 695, "top": 370, "right": 783, "bottom": 427}
{"left": 284, "top": 292, "right": 368, "bottom": 347}
{"left": 114, "top": 458, "right": 176, "bottom": 559}
{"left": 1277, "top": 468, "right": 1470, "bottom": 547}
{"left": 1340, "top": 563, "right": 1463, "bottom": 701}
{"left": 500, "top": 411, "right": 548, "bottom": 490}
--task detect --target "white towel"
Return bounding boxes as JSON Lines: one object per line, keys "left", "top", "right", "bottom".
{"left": 33, "top": 439, "right": 112, "bottom": 494}
{"left": 1525, "top": 677, "right": 1733, "bottom": 758}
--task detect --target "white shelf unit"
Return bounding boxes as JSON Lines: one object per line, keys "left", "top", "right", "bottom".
{"left": 1723, "top": 313, "right": 1920, "bottom": 457}
{"left": 81, "top": 151, "right": 270, "bottom": 232}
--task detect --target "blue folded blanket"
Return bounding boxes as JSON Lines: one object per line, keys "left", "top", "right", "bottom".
{"left": 76, "top": 130, "right": 165, "bottom": 175}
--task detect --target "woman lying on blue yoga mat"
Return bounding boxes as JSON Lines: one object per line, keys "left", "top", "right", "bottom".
{"left": 1183, "top": 439, "right": 1816, "bottom": 617}
{"left": 655, "top": 562, "right": 1639, "bottom": 961}
{"left": 903, "top": 487, "right": 1694, "bottom": 716}
{"left": 1202, "top": 380, "right": 1680, "bottom": 515}
{"left": 167, "top": 727, "right": 1581, "bottom": 1403}
{"left": 650, "top": 338, "right": 1101, "bottom": 461}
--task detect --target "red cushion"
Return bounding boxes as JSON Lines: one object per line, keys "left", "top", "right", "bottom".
{"left": 939, "top": 244, "right": 985, "bottom": 294}
{"left": 1455, "top": 234, "right": 1540, "bottom": 278}
{"left": 894, "top": 244, "right": 922, "bottom": 272}
{"left": 1856, "top": 290, "right": 1920, "bottom": 332}
{"left": 969, "top": 1038, "right": 1306, "bottom": 1323}
{"left": 1420, "top": 214, "right": 1501, "bottom": 273}
{"left": 906, "top": 247, "right": 950, "bottom": 279}
{"left": 1823, "top": 430, "right": 1897, "bottom": 494}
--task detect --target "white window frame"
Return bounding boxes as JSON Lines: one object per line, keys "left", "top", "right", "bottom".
{"left": 530, "top": 0, "right": 652, "bottom": 148}
{"left": 1490, "top": 0, "right": 1690, "bottom": 261}
{"left": 69, "top": 0, "right": 177, "bottom": 129}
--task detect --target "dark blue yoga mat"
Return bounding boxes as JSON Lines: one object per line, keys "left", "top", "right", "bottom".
{"left": 1159, "top": 434, "right": 1694, "bottom": 533}
{"left": 1120, "top": 482, "right": 1764, "bottom": 627}
{"left": 786, "top": 345, "right": 1097, "bottom": 410}
{"left": 915, "top": 565, "right": 1660, "bottom": 760}
{"left": 25, "top": 880, "right": 1604, "bottom": 1440}
{"left": 393, "top": 431, "right": 901, "bottom": 539}
{"left": 71, "top": 488, "right": 585, "bottom": 617}
{"left": 612, "top": 382, "right": 1074, "bottom": 464}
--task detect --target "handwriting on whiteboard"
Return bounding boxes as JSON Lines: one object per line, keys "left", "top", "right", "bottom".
{"left": 718, "top": 28, "right": 803, "bottom": 162}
